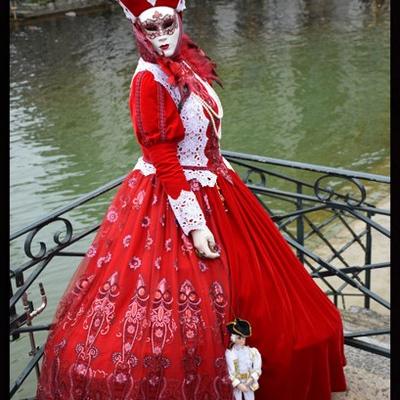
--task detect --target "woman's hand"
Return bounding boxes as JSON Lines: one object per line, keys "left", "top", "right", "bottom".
{"left": 190, "top": 226, "right": 220, "bottom": 259}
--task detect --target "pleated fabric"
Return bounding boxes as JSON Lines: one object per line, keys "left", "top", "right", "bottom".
{"left": 36, "top": 165, "right": 347, "bottom": 400}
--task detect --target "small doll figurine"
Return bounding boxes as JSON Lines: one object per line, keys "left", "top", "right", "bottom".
{"left": 225, "top": 318, "right": 262, "bottom": 400}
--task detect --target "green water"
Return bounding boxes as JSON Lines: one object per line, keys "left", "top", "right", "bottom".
{"left": 10, "top": 0, "right": 389, "bottom": 397}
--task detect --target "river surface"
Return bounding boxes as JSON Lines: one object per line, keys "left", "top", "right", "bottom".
{"left": 10, "top": 0, "right": 389, "bottom": 397}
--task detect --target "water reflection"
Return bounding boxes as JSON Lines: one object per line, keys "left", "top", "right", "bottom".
{"left": 184, "top": 0, "right": 219, "bottom": 47}
{"left": 10, "top": 0, "right": 389, "bottom": 229}
{"left": 234, "top": 0, "right": 267, "bottom": 40}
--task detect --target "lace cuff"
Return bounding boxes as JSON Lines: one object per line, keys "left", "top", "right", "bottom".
{"left": 167, "top": 189, "right": 207, "bottom": 236}
{"left": 133, "top": 156, "right": 156, "bottom": 175}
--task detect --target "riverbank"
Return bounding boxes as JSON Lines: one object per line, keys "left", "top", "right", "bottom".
{"left": 10, "top": 0, "right": 112, "bottom": 21}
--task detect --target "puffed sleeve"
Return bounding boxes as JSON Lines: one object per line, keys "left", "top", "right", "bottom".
{"left": 225, "top": 349, "right": 241, "bottom": 388}
{"left": 250, "top": 347, "right": 262, "bottom": 381}
{"left": 129, "top": 71, "right": 207, "bottom": 236}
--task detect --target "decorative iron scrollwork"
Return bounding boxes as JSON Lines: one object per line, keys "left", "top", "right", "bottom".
{"left": 243, "top": 168, "right": 267, "bottom": 187}
{"left": 24, "top": 217, "right": 73, "bottom": 260}
{"left": 313, "top": 174, "right": 367, "bottom": 207}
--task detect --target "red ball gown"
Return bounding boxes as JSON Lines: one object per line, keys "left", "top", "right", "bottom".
{"left": 36, "top": 58, "right": 347, "bottom": 400}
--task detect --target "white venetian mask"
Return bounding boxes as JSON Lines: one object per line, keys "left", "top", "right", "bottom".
{"left": 138, "top": 6, "right": 181, "bottom": 58}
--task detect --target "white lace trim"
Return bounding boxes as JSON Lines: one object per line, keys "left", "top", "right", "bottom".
{"left": 178, "top": 92, "right": 210, "bottom": 167}
{"left": 133, "top": 157, "right": 218, "bottom": 187}
{"left": 133, "top": 59, "right": 213, "bottom": 168}
{"left": 167, "top": 189, "right": 207, "bottom": 236}
{"left": 183, "top": 170, "right": 218, "bottom": 187}
{"left": 132, "top": 156, "right": 156, "bottom": 175}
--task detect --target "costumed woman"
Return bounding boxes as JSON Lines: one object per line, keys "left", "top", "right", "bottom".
{"left": 36, "top": 1, "right": 348, "bottom": 399}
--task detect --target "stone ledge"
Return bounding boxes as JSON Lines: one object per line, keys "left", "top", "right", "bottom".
{"left": 332, "top": 306, "right": 390, "bottom": 399}
{"left": 332, "top": 350, "right": 390, "bottom": 400}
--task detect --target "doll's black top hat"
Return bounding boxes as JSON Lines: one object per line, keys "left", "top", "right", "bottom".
{"left": 226, "top": 317, "right": 252, "bottom": 337}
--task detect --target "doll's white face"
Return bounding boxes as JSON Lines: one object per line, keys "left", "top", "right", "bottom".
{"left": 237, "top": 336, "right": 246, "bottom": 346}
{"left": 231, "top": 334, "right": 246, "bottom": 346}
{"left": 138, "top": 6, "right": 181, "bottom": 58}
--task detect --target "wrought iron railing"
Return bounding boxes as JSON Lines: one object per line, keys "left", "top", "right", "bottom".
{"left": 10, "top": 150, "right": 390, "bottom": 399}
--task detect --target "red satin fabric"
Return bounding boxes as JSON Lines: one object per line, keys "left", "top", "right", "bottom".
{"left": 36, "top": 68, "right": 347, "bottom": 399}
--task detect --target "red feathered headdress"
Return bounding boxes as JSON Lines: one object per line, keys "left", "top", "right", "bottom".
{"left": 117, "top": 0, "right": 186, "bottom": 21}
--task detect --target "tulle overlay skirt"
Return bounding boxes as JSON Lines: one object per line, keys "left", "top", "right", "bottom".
{"left": 37, "top": 166, "right": 347, "bottom": 400}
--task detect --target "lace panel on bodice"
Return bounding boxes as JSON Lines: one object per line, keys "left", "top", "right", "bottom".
{"left": 178, "top": 92, "right": 210, "bottom": 167}
{"left": 133, "top": 59, "right": 219, "bottom": 171}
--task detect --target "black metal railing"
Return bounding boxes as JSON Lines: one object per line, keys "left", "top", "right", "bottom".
{"left": 10, "top": 150, "right": 390, "bottom": 398}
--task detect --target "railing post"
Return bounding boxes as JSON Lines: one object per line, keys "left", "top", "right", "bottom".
{"left": 22, "top": 293, "right": 41, "bottom": 380}
{"left": 364, "top": 209, "right": 373, "bottom": 309}
{"left": 296, "top": 183, "right": 305, "bottom": 264}
{"left": 10, "top": 283, "right": 19, "bottom": 341}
